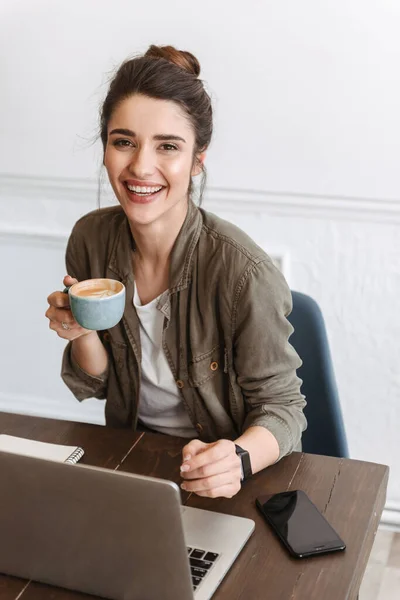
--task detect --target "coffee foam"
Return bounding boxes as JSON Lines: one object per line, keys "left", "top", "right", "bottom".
{"left": 74, "top": 287, "right": 117, "bottom": 298}
{"left": 71, "top": 279, "right": 123, "bottom": 299}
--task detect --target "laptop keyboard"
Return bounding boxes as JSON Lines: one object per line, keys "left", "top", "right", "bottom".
{"left": 187, "top": 547, "right": 220, "bottom": 591}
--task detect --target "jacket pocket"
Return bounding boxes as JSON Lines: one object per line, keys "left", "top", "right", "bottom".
{"left": 188, "top": 345, "right": 224, "bottom": 387}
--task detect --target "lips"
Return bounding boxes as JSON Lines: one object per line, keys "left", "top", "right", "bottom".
{"left": 125, "top": 179, "right": 165, "bottom": 188}
{"left": 123, "top": 182, "right": 165, "bottom": 204}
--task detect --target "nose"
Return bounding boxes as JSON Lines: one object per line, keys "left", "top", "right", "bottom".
{"left": 127, "top": 145, "right": 155, "bottom": 178}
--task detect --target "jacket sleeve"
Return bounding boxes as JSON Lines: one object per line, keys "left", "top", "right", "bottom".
{"left": 232, "top": 258, "right": 307, "bottom": 459}
{"left": 60, "top": 229, "right": 109, "bottom": 401}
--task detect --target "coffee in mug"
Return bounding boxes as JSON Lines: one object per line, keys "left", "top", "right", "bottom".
{"left": 73, "top": 283, "right": 120, "bottom": 299}
{"left": 65, "top": 278, "right": 126, "bottom": 331}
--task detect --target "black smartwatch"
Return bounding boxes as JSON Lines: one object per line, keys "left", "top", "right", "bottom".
{"left": 235, "top": 444, "right": 252, "bottom": 482}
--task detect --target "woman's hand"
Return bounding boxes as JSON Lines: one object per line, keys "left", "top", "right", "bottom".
{"left": 180, "top": 439, "right": 242, "bottom": 498}
{"left": 45, "top": 275, "right": 93, "bottom": 341}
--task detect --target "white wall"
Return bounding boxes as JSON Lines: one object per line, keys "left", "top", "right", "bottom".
{"left": 1, "top": 1, "right": 399, "bottom": 526}
{"left": 1, "top": 0, "right": 400, "bottom": 198}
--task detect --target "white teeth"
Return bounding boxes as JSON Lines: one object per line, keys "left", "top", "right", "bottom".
{"left": 126, "top": 184, "right": 163, "bottom": 193}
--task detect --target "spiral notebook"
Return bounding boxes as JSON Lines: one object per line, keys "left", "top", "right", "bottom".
{"left": 0, "top": 434, "right": 84, "bottom": 464}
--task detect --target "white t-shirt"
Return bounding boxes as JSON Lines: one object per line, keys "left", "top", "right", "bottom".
{"left": 134, "top": 284, "right": 198, "bottom": 438}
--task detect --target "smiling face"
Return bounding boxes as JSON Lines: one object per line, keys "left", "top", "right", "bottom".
{"left": 104, "top": 94, "right": 205, "bottom": 227}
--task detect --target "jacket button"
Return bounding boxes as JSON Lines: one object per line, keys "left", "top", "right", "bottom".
{"left": 103, "top": 332, "right": 110, "bottom": 342}
{"left": 196, "top": 423, "right": 203, "bottom": 433}
{"left": 210, "top": 361, "right": 218, "bottom": 371}
{"left": 176, "top": 380, "right": 184, "bottom": 389}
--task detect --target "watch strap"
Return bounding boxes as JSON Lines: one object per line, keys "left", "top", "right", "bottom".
{"left": 235, "top": 444, "right": 252, "bottom": 482}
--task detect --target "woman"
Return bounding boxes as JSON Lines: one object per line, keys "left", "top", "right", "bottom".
{"left": 46, "top": 45, "right": 306, "bottom": 499}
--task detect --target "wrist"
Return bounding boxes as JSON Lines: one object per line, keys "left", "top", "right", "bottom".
{"left": 73, "top": 330, "right": 98, "bottom": 346}
{"left": 71, "top": 330, "right": 108, "bottom": 377}
{"left": 81, "top": 329, "right": 98, "bottom": 339}
{"left": 235, "top": 426, "right": 280, "bottom": 474}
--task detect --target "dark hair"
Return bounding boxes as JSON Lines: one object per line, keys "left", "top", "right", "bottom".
{"left": 100, "top": 45, "right": 213, "bottom": 204}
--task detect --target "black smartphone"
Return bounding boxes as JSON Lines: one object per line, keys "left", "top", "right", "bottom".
{"left": 256, "top": 490, "right": 346, "bottom": 558}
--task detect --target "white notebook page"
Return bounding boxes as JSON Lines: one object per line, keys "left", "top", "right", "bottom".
{"left": 0, "top": 434, "right": 84, "bottom": 463}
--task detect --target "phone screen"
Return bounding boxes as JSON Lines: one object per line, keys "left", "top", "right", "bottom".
{"left": 256, "top": 490, "right": 346, "bottom": 558}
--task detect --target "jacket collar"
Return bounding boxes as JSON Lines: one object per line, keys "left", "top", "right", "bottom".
{"left": 108, "top": 200, "right": 203, "bottom": 291}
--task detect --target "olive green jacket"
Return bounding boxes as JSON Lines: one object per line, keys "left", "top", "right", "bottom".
{"left": 61, "top": 201, "right": 307, "bottom": 459}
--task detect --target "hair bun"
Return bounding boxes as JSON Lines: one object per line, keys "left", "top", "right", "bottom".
{"left": 144, "top": 45, "right": 200, "bottom": 77}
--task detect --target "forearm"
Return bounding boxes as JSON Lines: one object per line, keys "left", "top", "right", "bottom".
{"left": 71, "top": 332, "right": 108, "bottom": 377}
{"left": 235, "top": 426, "right": 280, "bottom": 475}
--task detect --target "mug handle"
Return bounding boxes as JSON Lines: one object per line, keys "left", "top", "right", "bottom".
{"left": 63, "top": 286, "right": 71, "bottom": 294}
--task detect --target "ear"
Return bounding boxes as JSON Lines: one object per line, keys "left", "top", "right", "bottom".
{"left": 191, "top": 150, "right": 207, "bottom": 177}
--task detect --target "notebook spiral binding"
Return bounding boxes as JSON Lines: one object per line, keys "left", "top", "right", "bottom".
{"left": 65, "top": 446, "right": 85, "bottom": 464}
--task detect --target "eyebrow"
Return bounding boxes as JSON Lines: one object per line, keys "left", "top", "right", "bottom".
{"left": 109, "top": 128, "right": 186, "bottom": 143}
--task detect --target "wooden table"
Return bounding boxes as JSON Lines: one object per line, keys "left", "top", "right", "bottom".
{"left": 0, "top": 412, "right": 389, "bottom": 600}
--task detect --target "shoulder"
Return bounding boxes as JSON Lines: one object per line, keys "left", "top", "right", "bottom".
{"left": 65, "top": 206, "right": 126, "bottom": 279}
{"left": 70, "top": 205, "right": 125, "bottom": 243}
{"left": 198, "top": 207, "right": 277, "bottom": 279}
{"left": 198, "top": 207, "right": 290, "bottom": 304}
{"left": 199, "top": 208, "right": 268, "bottom": 264}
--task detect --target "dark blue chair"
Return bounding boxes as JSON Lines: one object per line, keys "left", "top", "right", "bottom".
{"left": 287, "top": 291, "right": 349, "bottom": 458}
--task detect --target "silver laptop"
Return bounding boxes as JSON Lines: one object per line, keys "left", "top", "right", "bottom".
{"left": 0, "top": 450, "right": 254, "bottom": 600}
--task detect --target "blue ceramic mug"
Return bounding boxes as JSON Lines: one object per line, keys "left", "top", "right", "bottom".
{"left": 64, "top": 278, "right": 126, "bottom": 331}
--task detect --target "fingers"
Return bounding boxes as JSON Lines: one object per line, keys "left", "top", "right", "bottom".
{"left": 182, "top": 439, "right": 208, "bottom": 461}
{"left": 63, "top": 275, "right": 78, "bottom": 287}
{"left": 46, "top": 276, "right": 89, "bottom": 341}
{"left": 45, "top": 304, "right": 81, "bottom": 341}
{"left": 180, "top": 439, "right": 242, "bottom": 499}
{"left": 47, "top": 313, "right": 76, "bottom": 339}
{"left": 47, "top": 316, "right": 89, "bottom": 341}
{"left": 181, "top": 452, "right": 240, "bottom": 480}
{"left": 47, "top": 290, "right": 70, "bottom": 309}
{"left": 191, "top": 483, "right": 242, "bottom": 499}
{"left": 45, "top": 306, "right": 75, "bottom": 326}
{"left": 181, "top": 472, "right": 241, "bottom": 498}
{"left": 181, "top": 439, "right": 236, "bottom": 472}
{"left": 47, "top": 275, "right": 78, "bottom": 308}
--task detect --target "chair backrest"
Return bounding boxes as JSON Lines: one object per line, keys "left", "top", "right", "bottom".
{"left": 287, "top": 291, "right": 349, "bottom": 458}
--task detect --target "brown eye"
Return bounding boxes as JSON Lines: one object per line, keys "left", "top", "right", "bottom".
{"left": 113, "top": 139, "right": 134, "bottom": 148}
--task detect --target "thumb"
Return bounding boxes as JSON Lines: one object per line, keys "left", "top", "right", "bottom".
{"left": 182, "top": 439, "right": 208, "bottom": 461}
{"left": 63, "top": 274, "right": 78, "bottom": 287}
